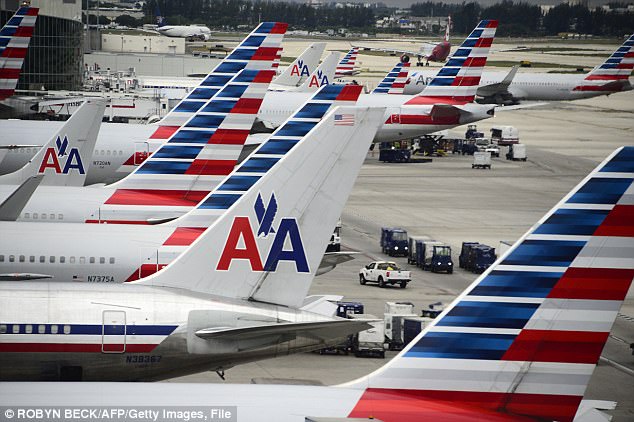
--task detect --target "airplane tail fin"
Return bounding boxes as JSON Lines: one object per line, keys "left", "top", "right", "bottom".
{"left": 96, "top": 69, "right": 276, "bottom": 223}
{"left": 136, "top": 90, "right": 384, "bottom": 310}
{"left": 372, "top": 59, "right": 411, "bottom": 94}
{"left": 407, "top": 20, "right": 497, "bottom": 106}
{"left": 0, "top": 99, "right": 105, "bottom": 187}
{"left": 295, "top": 51, "right": 340, "bottom": 92}
{"left": 0, "top": 5, "right": 38, "bottom": 101}
{"left": 149, "top": 22, "right": 287, "bottom": 139}
{"left": 155, "top": 6, "right": 165, "bottom": 27}
{"left": 574, "top": 34, "right": 634, "bottom": 93}
{"left": 273, "top": 42, "right": 326, "bottom": 88}
{"left": 335, "top": 46, "right": 360, "bottom": 78}
{"left": 344, "top": 146, "right": 634, "bottom": 422}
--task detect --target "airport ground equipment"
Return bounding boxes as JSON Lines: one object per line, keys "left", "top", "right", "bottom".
{"left": 378, "top": 142, "right": 411, "bottom": 162}
{"left": 337, "top": 301, "right": 364, "bottom": 318}
{"left": 421, "top": 301, "right": 445, "bottom": 318}
{"left": 472, "top": 151, "right": 492, "bottom": 169}
{"left": 385, "top": 312, "right": 417, "bottom": 350}
{"left": 465, "top": 124, "right": 484, "bottom": 140}
{"left": 491, "top": 125, "right": 519, "bottom": 146}
{"left": 483, "top": 143, "right": 500, "bottom": 157}
{"left": 403, "top": 316, "right": 435, "bottom": 345}
{"left": 350, "top": 314, "right": 385, "bottom": 358}
{"left": 459, "top": 242, "right": 479, "bottom": 268}
{"left": 380, "top": 227, "right": 409, "bottom": 256}
{"left": 466, "top": 244, "right": 497, "bottom": 273}
{"left": 407, "top": 235, "right": 428, "bottom": 265}
{"left": 359, "top": 261, "right": 410, "bottom": 288}
{"left": 420, "top": 241, "right": 453, "bottom": 273}
{"left": 318, "top": 301, "right": 365, "bottom": 355}
{"left": 506, "top": 143, "right": 527, "bottom": 161}
{"left": 326, "top": 219, "right": 342, "bottom": 252}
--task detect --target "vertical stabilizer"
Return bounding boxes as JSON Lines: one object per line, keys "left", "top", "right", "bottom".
{"left": 574, "top": 34, "right": 634, "bottom": 93}
{"left": 294, "top": 51, "right": 340, "bottom": 92}
{"left": 272, "top": 42, "right": 326, "bottom": 88}
{"left": 372, "top": 60, "right": 411, "bottom": 94}
{"left": 344, "top": 147, "right": 634, "bottom": 422}
{"left": 0, "top": 5, "right": 38, "bottom": 100}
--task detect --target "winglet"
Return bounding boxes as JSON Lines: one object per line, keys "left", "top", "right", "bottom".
{"left": 343, "top": 146, "right": 634, "bottom": 422}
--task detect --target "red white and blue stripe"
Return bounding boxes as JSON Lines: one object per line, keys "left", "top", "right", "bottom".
{"left": 335, "top": 47, "right": 360, "bottom": 78}
{"left": 372, "top": 60, "right": 411, "bottom": 95}
{"left": 406, "top": 20, "right": 497, "bottom": 106}
{"left": 0, "top": 6, "right": 38, "bottom": 100}
{"left": 92, "top": 69, "right": 275, "bottom": 225}
{"left": 346, "top": 146, "right": 634, "bottom": 422}
{"left": 574, "top": 34, "right": 634, "bottom": 92}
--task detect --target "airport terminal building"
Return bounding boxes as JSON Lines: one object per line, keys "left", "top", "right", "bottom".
{"left": 0, "top": 0, "right": 83, "bottom": 91}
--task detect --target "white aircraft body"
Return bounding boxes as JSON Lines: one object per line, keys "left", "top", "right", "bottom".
{"left": 0, "top": 100, "right": 384, "bottom": 381}
{"left": 0, "top": 82, "right": 369, "bottom": 283}
{"left": 156, "top": 11, "right": 211, "bottom": 41}
{"left": 2, "top": 145, "right": 632, "bottom": 421}
{"left": 404, "top": 34, "right": 634, "bottom": 104}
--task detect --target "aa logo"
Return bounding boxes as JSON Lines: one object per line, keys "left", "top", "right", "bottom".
{"left": 38, "top": 135, "right": 85, "bottom": 175}
{"left": 290, "top": 59, "right": 310, "bottom": 77}
{"left": 308, "top": 70, "right": 329, "bottom": 88}
{"left": 217, "top": 192, "right": 309, "bottom": 273}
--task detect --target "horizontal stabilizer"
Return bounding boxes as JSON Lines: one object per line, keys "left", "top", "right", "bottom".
{"left": 0, "top": 175, "right": 42, "bottom": 221}
{"left": 317, "top": 251, "right": 359, "bottom": 276}
{"left": 477, "top": 65, "right": 518, "bottom": 97}
{"left": 195, "top": 320, "right": 370, "bottom": 341}
{"left": 0, "top": 273, "right": 52, "bottom": 281}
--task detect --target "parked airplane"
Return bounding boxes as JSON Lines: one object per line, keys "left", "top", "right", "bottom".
{"left": 270, "top": 42, "right": 326, "bottom": 90}
{"left": 0, "top": 103, "right": 384, "bottom": 381}
{"left": 0, "top": 4, "right": 38, "bottom": 101}
{"left": 155, "top": 8, "right": 211, "bottom": 41}
{"left": 372, "top": 58, "right": 411, "bottom": 95}
{"left": 404, "top": 33, "right": 634, "bottom": 104}
{"left": 357, "top": 16, "right": 452, "bottom": 66}
{"left": 284, "top": 51, "right": 340, "bottom": 93}
{"left": 0, "top": 21, "right": 287, "bottom": 190}
{"left": 335, "top": 46, "right": 361, "bottom": 77}
{"left": 0, "top": 99, "right": 105, "bottom": 187}
{"left": 258, "top": 20, "right": 498, "bottom": 142}
{"left": 3, "top": 145, "right": 632, "bottom": 420}
{"left": 0, "top": 82, "right": 365, "bottom": 282}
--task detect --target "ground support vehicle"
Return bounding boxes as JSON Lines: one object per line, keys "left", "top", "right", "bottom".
{"left": 466, "top": 244, "right": 497, "bottom": 273}
{"left": 491, "top": 125, "right": 519, "bottom": 146}
{"left": 472, "top": 151, "right": 491, "bottom": 169}
{"left": 407, "top": 235, "right": 429, "bottom": 265}
{"left": 350, "top": 314, "right": 386, "bottom": 358}
{"left": 506, "top": 143, "right": 527, "bottom": 161}
{"left": 420, "top": 241, "right": 453, "bottom": 273}
{"left": 325, "top": 219, "right": 342, "bottom": 252}
{"left": 380, "top": 227, "right": 408, "bottom": 256}
{"left": 359, "top": 261, "right": 410, "bottom": 288}
{"left": 318, "top": 301, "right": 365, "bottom": 355}
{"left": 421, "top": 302, "right": 445, "bottom": 318}
{"left": 403, "top": 316, "right": 435, "bottom": 345}
{"left": 385, "top": 313, "right": 417, "bottom": 350}
{"left": 459, "top": 242, "right": 479, "bottom": 268}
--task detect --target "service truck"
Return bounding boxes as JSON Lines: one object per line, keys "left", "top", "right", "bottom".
{"left": 380, "top": 227, "right": 408, "bottom": 256}
{"left": 490, "top": 125, "right": 519, "bottom": 146}
{"left": 506, "top": 143, "right": 527, "bottom": 161}
{"left": 359, "top": 261, "right": 411, "bottom": 288}
{"left": 420, "top": 241, "right": 454, "bottom": 273}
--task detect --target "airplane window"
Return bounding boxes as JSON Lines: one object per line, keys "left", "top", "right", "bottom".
{"left": 107, "top": 150, "right": 111, "bottom": 156}
{"left": 24, "top": 213, "right": 30, "bottom": 219}
{"left": 70, "top": 257, "right": 76, "bottom": 264}
{"left": 19, "top": 255, "right": 25, "bottom": 263}
{"left": 50, "top": 214, "right": 55, "bottom": 220}
{"left": 25, "top": 325, "right": 32, "bottom": 334}
{"left": 9, "top": 255, "right": 14, "bottom": 263}
{"left": 90, "top": 257, "right": 95, "bottom": 264}
{"left": 100, "top": 257, "right": 105, "bottom": 264}
{"left": 51, "top": 325, "right": 58, "bottom": 334}
{"left": 0, "top": 325, "right": 6, "bottom": 334}
{"left": 63, "top": 325, "right": 71, "bottom": 334}
{"left": 60, "top": 256, "right": 65, "bottom": 264}
{"left": 80, "top": 257, "right": 86, "bottom": 264}
{"left": 50, "top": 256, "right": 55, "bottom": 263}
{"left": 12, "top": 325, "right": 19, "bottom": 334}
{"left": 41, "top": 213, "right": 46, "bottom": 220}
{"left": 0, "top": 255, "right": 3, "bottom": 262}
{"left": 58, "top": 214, "right": 63, "bottom": 220}
{"left": 39, "top": 256, "right": 45, "bottom": 263}
{"left": 33, "top": 213, "right": 38, "bottom": 219}
{"left": 38, "top": 325, "right": 45, "bottom": 334}
{"left": 109, "top": 257, "right": 115, "bottom": 264}
{"left": 29, "top": 256, "right": 35, "bottom": 263}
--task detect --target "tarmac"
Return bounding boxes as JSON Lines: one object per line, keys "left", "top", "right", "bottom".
{"left": 168, "top": 89, "right": 634, "bottom": 420}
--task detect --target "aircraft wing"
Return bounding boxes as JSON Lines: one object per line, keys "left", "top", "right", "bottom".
{"left": 0, "top": 175, "right": 43, "bottom": 221}
{"left": 195, "top": 320, "right": 371, "bottom": 342}
{"left": 0, "top": 273, "right": 53, "bottom": 281}
{"left": 316, "top": 251, "right": 359, "bottom": 276}
{"left": 476, "top": 65, "right": 519, "bottom": 98}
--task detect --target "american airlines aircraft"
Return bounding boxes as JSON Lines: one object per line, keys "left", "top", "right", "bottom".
{"left": 0, "top": 82, "right": 366, "bottom": 282}
{"left": 0, "top": 103, "right": 384, "bottom": 381}
{"left": 258, "top": 20, "right": 499, "bottom": 142}
{"left": 155, "top": 10, "right": 211, "bottom": 41}
{"left": 372, "top": 59, "right": 411, "bottom": 95}
{"left": 2, "top": 146, "right": 632, "bottom": 420}
{"left": 404, "top": 34, "right": 634, "bottom": 104}
{"left": 0, "top": 4, "right": 38, "bottom": 101}
{"left": 335, "top": 46, "right": 361, "bottom": 77}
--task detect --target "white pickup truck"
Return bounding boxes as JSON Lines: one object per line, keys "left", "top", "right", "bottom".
{"left": 359, "top": 261, "right": 411, "bottom": 289}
